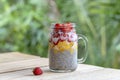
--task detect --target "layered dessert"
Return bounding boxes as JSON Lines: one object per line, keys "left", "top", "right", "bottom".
{"left": 49, "top": 23, "right": 78, "bottom": 72}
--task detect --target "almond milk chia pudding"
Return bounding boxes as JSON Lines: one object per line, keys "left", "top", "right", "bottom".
{"left": 49, "top": 23, "right": 78, "bottom": 72}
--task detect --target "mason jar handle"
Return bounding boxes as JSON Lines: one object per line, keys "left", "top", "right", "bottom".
{"left": 77, "top": 34, "right": 88, "bottom": 63}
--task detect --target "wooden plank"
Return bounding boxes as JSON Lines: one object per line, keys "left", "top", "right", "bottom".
{"left": 53, "top": 68, "right": 120, "bottom": 80}
{"left": 0, "top": 52, "right": 48, "bottom": 73}
{"left": 0, "top": 64, "right": 103, "bottom": 80}
{"left": 0, "top": 52, "right": 120, "bottom": 80}
{"left": 8, "top": 67, "right": 120, "bottom": 80}
{"left": 0, "top": 52, "right": 40, "bottom": 63}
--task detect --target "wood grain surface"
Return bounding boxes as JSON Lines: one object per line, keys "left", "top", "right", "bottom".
{"left": 0, "top": 52, "right": 48, "bottom": 73}
{"left": 0, "top": 52, "right": 120, "bottom": 80}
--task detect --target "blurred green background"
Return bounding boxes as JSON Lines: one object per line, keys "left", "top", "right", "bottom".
{"left": 0, "top": 0, "right": 120, "bottom": 68}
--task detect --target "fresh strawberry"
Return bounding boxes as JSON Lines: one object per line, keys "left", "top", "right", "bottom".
{"left": 55, "top": 23, "right": 61, "bottom": 28}
{"left": 33, "top": 67, "right": 43, "bottom": 75}
{"left": 61, "top": 22, "right": 73, "bottom": 32}
{"left": 54, "top": 23, "right": 62, "bottom": 32}
{"left": 62, "top": 28, "right": 72, "bottom": 33}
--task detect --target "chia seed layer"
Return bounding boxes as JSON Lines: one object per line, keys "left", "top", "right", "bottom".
{"left": 49, "top": 49, "right": 77, "bottom": 71}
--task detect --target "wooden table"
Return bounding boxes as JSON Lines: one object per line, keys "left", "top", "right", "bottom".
{"left": 0, "top": 52, "right": 120, "bottom": 80}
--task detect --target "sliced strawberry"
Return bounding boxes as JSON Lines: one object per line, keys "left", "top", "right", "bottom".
{"left": 52, "top": 33, "right": 60, "bottom": 45}
{"left": 53, "top": 32, "right": 60, "bottom": 37}
{"left": 60, "top": 33, "right": 68, "bottom": 41}
{"left": 68, "top": 33, "right": 78, "bottom": 42}
{"left": 53, "top": 38, "right": 60, "bottom": 45}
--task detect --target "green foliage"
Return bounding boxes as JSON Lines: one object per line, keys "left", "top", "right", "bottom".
{"left": 0, "top": 0, "right": 120, "bottom": 68}
{"left": 0, "top": 0, "right": 50, "bottom": 57}
{"left": 72, "top": 0, "right": 120, "bottom": 68}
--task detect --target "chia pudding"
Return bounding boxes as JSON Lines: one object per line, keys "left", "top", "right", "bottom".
{"left": 49, "top": 48, "right": 77, "bottom": 71}
{"left": 48, "top": 23, "right": 78, "bottom": 72}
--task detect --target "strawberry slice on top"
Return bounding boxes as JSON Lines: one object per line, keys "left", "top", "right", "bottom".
{"left": 55, "top": 23, "right": 61, "bottom": 28}
{"left": 54, "top": 23, "right": 62, "bottom": 32}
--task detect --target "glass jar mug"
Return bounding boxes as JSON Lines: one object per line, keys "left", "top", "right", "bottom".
{"left": 48, "top": 23, "right": 88, "bottom": 72}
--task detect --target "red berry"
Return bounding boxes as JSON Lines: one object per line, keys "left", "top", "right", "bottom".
{"left": 33, "top": 67, "right": 43, "bottom": 75}
{"left": 53, "top": 32, "right": 59, "bottom": 37}
{"left": 54, "top": 23, "right": 62, "bottom": 32}
{"left": 55, "top": 23, "right": 61, "bottom": 28}
{"left": 62, "top": 27, "right": 72, "bottom": 33}
{"left": 61, "top": 22, "right": 73, "bottom": 32}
